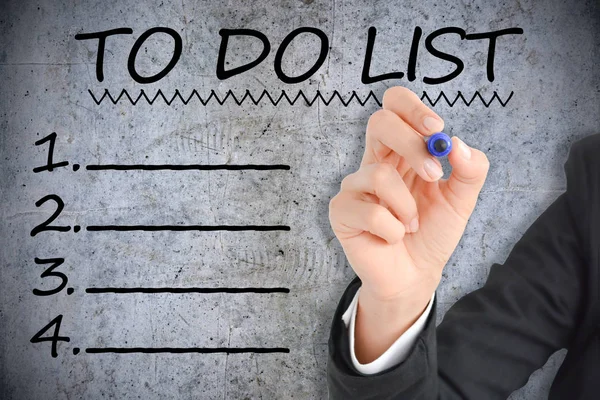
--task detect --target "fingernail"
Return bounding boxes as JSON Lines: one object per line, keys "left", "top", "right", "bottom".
{"left": 409, "top": 217, "right": 419, "bottom": 233}
{"left": 457, "top": 137, "right": 472, "bottom": 160}
{"left": 423, "top": 116, "right": 443, "bottom": 133}
{"left": 404, "top": 223, "right": 411, "bottom": 233}
{"left": 424, "top": 158, "right": 443, "bottom": 180}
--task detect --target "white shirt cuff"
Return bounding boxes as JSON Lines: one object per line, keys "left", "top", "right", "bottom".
{"left": 341, "top": 287, "right": 435, "bottom": 375}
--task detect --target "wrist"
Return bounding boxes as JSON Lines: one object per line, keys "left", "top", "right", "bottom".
{"left": 357, "top": 286, "right": 433, "bottom": 332}
{"left": 359, "top": 283, "right": 434, "bottom": 317}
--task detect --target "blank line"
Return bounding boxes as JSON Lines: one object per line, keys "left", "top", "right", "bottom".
{"left": 0, "top": 62, "right": 92, "bottom": 66}
{"left": 86, "top": 225, "right": 290, "bottom": 232}
{"left": 86, "top": 347, "right": 289, "bottom": 354}
{"left": 86, "top": 164, "right": 290, "bottom": 171}
{"left": 86, "top": 287, "right": 290, "bottom": 294}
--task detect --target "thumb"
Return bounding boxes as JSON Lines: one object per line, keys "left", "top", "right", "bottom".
{"left": 441, "top": 136, "right": 490, "bottom": 219}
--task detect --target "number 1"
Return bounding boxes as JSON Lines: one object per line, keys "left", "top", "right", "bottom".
{"left": 33, "top": 132, "right": 69, "bottom": 173}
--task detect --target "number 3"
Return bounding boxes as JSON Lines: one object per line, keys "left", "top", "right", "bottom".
{"left": 33, "top": 258, "right": 68, "bottom": 296}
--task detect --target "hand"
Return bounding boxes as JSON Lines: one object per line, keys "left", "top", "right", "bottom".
{"left": 329, "top": 86, "right": 490, "bottom": 312}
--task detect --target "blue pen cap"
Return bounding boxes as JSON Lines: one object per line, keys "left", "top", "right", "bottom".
{"left": 427, "top": 132, "right": 452, "bottom": 157}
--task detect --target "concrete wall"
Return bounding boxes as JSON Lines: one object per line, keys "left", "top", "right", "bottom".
{"left": 1, "top": 0, "right": 598, "bottom": 398}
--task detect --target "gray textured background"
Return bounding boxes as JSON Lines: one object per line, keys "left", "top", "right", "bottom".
{"left": 1, "top": 0, "right": 599, "bottom": 399}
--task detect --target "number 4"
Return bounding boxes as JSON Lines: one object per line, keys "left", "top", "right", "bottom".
{"left": 30, "top": 315, "right": 70, "bottom": 357}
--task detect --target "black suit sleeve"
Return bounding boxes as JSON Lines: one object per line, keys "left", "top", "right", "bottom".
{"left": 327, "top": 138, "right": 591, "bottom": 400}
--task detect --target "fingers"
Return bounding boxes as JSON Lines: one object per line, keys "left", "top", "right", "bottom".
{"left": 382, "top": 86, "right": 445, "bottom": 137}
{"left": 440, "top": 136, "right": 490, "bottom": 219}
{"left": 341, "top": 162, "right": 420, "bottom": 233}
{"left": 331, "top": 194, "right": 406, "bottom": 244}
{"left": 363, "top": 109, "right": 444, "bottom": 182}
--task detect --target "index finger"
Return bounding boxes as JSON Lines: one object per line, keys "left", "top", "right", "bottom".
{"left": 382, "top": 86, "right": 445, "bottom": 137}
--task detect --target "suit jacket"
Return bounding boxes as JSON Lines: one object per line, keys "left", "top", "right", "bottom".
{"left": 327, "top": 133, "right": 600, "bottom": 400}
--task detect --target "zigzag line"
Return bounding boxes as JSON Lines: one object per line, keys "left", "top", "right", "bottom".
{"left": 421, "top": 90, "right": 514, "bottom": 107}
{"left": 88, "top": 89, "right": 514, "bottom": 108}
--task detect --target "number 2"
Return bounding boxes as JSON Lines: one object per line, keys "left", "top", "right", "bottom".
{"left": 30, "top": 195, "right": 70, "bottom": 236}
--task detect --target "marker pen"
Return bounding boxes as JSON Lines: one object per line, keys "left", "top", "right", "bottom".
{"left": 427, "top": 132, "right": 452, "bottom": 157}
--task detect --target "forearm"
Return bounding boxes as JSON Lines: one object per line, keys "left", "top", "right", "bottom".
{"left": 354, "top": 286, "right": 433, "bottom": 364}
{"left": 327, "top": 276, "right": 440, "bottom": 400}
